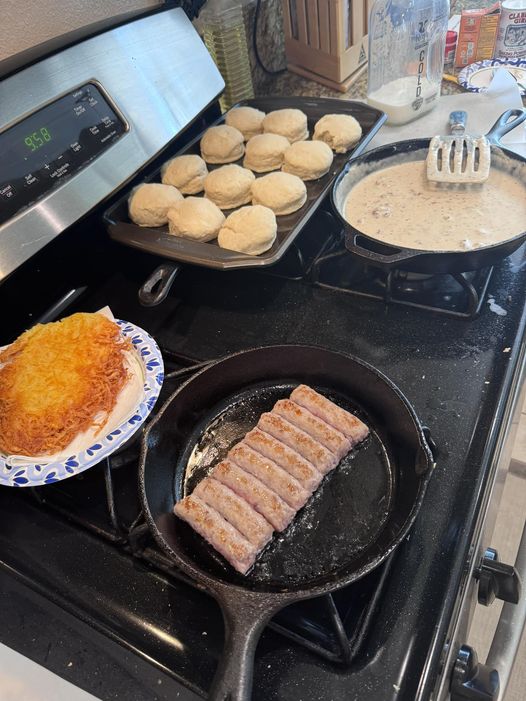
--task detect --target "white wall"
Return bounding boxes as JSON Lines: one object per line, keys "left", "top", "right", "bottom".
{"left": 0, "top": 0, "right": 162, "bottom": 62}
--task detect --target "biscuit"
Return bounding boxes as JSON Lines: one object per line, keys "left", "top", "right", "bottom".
{"left": 262, "top": 108, "right": 309, "bottom": 143}
{"left": 167, "top": 197, "right": 225, "bottom": 242}
{"left": 218, "top": 205, "right": 277, "bottom": 255}
{"left": 313, "top": 114, "right": 362, "bottom": 153}
{"left": 251, "top": 172, "right": 307, "bottom": 215}
{"left": 225, "top": 106, "right": 266, "bottom": 140}
{"left": 200, "top": 125, "right": 245, "bottom": 164}
{"left": 204, "top": 164, "right": 255, "bottom": 209}
{"left": 282, "top": 140, "right": 334, "bottom": 180}
{"left": 161, "top": 154, "right": 208, "bottom": 194}
{"left": 243, "top": 133, "right": 291, "bottom": 173}
{"left": 128, "top": 183, "right": 183, "bottom": 227}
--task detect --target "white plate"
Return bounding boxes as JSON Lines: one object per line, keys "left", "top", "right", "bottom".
{"left": 0, "top": 319, "right": 164, "bottom": 487}
{"left": 458, "top": 59, "right": 526, "bottom": 96}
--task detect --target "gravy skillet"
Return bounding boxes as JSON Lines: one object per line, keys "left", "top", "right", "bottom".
{"left": 332, "top": 108, "right": 526, "bottom": 273}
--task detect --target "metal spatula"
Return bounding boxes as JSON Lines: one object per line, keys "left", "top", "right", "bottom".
{"left": 426, "top": 111, "right": 491, "bottom": 184}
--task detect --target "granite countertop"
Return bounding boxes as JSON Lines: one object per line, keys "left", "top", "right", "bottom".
{"left": 247, "top": 0, "right": 510, "bottom": 103}
{"left": 256, "top": 66, "right": 464, "bottom": 102}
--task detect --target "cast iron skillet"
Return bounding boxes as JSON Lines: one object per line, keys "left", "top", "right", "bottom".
{"left": 332, "top": 108, "right": 526, "bottom": 273}
{"left": 139, "top": 345, "right": 434, "bottom": 701}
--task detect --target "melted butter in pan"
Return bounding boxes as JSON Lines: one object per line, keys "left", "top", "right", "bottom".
{"left": 344, "top": 160, "right": 526, "bottom": 252}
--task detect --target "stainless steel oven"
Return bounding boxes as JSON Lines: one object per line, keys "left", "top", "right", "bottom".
{"left": 1, "top": 6, "right": 525, "bottom": 701}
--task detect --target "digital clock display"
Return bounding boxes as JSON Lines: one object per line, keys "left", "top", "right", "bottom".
{"left": 0, "top": 83, "right": 126, "bottom": 225}
{"left": 24, "top": 128, "right": 52, "bottom": 152}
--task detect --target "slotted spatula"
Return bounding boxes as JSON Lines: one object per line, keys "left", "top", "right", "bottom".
{"left": 426, "top": 108, "right": 526, "bottom": 184}
{"left": 426, "top": 110, "right": 491, "bottom": 184}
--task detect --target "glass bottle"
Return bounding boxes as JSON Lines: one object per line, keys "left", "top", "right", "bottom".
{"left": 367, "top": 0, "right": 449, "bottom": 125}
{"left": 197, "top": 0, "right": 254, "bottom": 112}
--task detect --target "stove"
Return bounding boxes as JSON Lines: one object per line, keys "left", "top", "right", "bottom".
{"left": 1, "top": 8, "right": 526, "bottom": 701}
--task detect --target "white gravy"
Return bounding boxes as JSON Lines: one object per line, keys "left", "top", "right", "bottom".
{"left": 344, "top": 160, "right": 526, "bottom": 252}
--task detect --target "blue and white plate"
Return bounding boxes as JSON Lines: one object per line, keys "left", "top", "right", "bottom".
{"left": 0, "top": 319, "right": 164, "bottom": 487}
{"left": 458, "top": 59, "right": 526, "bottom": 96}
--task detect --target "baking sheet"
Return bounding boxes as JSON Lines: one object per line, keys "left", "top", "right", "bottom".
{"left": 104, "top": 97, "right": 386, "bottom": 270}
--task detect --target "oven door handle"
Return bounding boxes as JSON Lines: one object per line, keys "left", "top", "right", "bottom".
{"left": 485, "top": 514, "right": 526, "bottom": 700}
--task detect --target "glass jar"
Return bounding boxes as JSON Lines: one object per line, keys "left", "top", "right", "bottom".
{"left": 367, "top": 0, "right": 450, "bottom": 125}
{"left": 197, "top": 0, "right": 254, "bottom": 112}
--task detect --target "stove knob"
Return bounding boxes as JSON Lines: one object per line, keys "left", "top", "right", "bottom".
{"left": 450, "top": 645, "right": 499, "bottom": 701}
{"left": 475, "top": 548, "right": 522, "bottom": 606}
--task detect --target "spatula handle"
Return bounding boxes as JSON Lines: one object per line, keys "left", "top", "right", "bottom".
{"left": 449, "top": 111, "right": 467, "bottom": 136}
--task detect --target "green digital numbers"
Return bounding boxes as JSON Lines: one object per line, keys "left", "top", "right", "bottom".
{"left": 23, "top": 127, "right": 52, "bottom": 151}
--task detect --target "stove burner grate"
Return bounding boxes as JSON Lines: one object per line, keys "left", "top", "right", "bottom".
{"left": 27, "top": 353, "right": 391, "bottom": 668}
{"left": 311, "top": 239, "right": 494, "bottom": 319}
{"left": 258, "top": 209, "right": 342, "bottom": 281}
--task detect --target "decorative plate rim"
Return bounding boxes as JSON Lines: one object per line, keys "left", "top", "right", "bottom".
{"left": 0, "top": 319, "right": 164, "bottom": 487}
{"left": 458, "top": 58, "right": 526, "bottom": 95}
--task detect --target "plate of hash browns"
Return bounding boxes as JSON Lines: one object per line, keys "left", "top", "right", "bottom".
{"left": 0, "top": 311, "right": 163, "bottom": 487}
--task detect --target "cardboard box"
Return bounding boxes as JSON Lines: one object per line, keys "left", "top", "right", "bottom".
{"left": 455, "top": 2, "right": 501, "bottom": 67}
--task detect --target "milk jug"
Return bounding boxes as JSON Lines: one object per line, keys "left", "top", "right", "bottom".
{"left": 367, "top": 0, "right": 449, "bottom": 125}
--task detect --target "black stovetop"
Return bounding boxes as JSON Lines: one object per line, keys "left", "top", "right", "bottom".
{"left": 1, "top": 206, "right": 526, "bottom": 701}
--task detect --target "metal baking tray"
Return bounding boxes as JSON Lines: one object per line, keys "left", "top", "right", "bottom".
{"left": 104, "top": 96, "right": 386, "bottom": 270}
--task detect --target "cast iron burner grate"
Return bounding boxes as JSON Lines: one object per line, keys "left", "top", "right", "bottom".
{"left": 255, "top": 209, "right": 342, "bottom": 281}
{"left": 310, "top": 232, "right": 494, "bottom": 319}
{"left": 26, "top": 353, "right": 391, "bottom": 668}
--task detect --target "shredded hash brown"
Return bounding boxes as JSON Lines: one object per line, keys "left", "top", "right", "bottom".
{"left": 0, "top": 313, "right": 131, "bottom": 456}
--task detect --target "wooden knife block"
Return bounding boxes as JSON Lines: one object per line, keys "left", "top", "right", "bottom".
{"left": 281, "top": 0, "right": 372, "bottom": 91}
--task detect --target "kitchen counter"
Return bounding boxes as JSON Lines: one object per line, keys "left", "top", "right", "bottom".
{"left": 249, "top": 0, "right": 520, "bottom": 103}
{"left": 249, "top": 0, "right": 467, "bottom": 99}
{"left": 256, "top": 65, "right": 462, "bottom": 102}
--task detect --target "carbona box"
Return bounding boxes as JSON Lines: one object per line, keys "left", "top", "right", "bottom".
{"left": 455, "top": 2, "right": 501, "bottom": 67}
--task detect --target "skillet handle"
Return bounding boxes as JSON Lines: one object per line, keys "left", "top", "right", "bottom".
{"left": 486, "top": 108, "right": 526, "bottom": 147}
{"left": 209, "top": 589, "right": 283, "bottom": 701}
{"left": 138, "top": 263, "right": 180, "bottom": 306}
{"left": 344, "top": 231, "right": 419, "bottom": 269}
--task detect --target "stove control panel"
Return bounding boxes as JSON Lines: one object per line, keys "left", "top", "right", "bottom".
{"left": 0, "top": 83, "right": 126, "bottom": 226}
{"left": 0, "top": 7, "right": 224, "bottom": 283}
